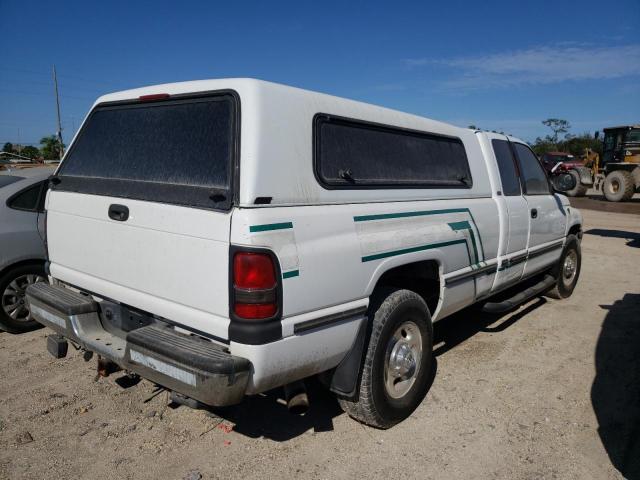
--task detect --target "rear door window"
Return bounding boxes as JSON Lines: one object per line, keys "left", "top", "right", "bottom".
{"left": 8, "top": 181, "right": 47, "bottom": 212}
{"left": 56, "top": 94, "right": 237, "bottom": 210}
{"left": 512, "top": 143, "right": 550, "bottom": 195}
{"left": 491, "top": 139, "right": 521, "bottom": 196}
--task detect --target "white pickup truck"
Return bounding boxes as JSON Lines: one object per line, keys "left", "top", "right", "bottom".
{"left": 27, "top": 79, "right": 583, "bottom": 428}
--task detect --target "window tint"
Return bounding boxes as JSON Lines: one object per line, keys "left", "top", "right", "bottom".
{"left": 57, "top": 94, "right": 236, "bottom": 209}
{"left": 315, "top": 115, "right": 472, "bottom": 188}
{"left": 513, "top": 143, "right": 550, "bottom": 195}
{"left": 491, "top": 139, "right": 521, "bottom": 196}
{"left": 8, "top": 182, "right": 43, "bottom": 211}
{"left": 0, "top": 175, "right": 24, "bottom": 188}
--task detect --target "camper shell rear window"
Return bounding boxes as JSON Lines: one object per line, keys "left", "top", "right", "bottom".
{"left": 314, "top": 114, "right": 472, "bottom": 189}
{"left": 54, "top": 92, "right": 238, "bottom": 210}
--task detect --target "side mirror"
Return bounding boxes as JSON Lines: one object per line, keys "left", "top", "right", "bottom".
{"left": 551, "top": 172, "right": 576, "bottom": 193}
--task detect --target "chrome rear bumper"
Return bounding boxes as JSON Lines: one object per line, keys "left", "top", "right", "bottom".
{"left": 26, "top": 282, "right": 250, "bottom": 407}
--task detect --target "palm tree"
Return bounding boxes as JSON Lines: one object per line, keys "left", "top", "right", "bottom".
{"left": 39, "top": 135, "right": 64, "bottom": 160}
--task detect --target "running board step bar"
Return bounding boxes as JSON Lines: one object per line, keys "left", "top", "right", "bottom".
{"left": 481, "top": 274, "right": 556, "bottom": 314}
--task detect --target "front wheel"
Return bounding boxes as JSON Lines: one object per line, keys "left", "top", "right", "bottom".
{"left": 338, "top": 289, "right": 433, "bottom": 429}
{"left": 546, "top": 234, "right": 581, "bottom": 299}
{"left": 0, "top": 264, "right": 47, "bottom": 333}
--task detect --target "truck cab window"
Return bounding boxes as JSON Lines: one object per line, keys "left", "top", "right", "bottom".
{"left": 491, "top": 139, "right": 521, "bottom": 196}
{"left": 513, "top": 143, "right": 550, "bottom": 195}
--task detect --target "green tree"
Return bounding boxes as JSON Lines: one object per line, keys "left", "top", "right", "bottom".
{"left": 531, "top": 137, "right": 557, "bottom": 156}
{"left": 542, "top": 118, "right": 571, "bottom": 145}
{"left": 562, "top": 133, "right": 603, "bottom": 157}
{"left": 21, "top": 145, "right": 41, "bottom": 159}
{"left": 2, "top": 142, "right": 13, "bottom": 153}
{"left": 39, "top": 135, "right": 64, "bottom": 160}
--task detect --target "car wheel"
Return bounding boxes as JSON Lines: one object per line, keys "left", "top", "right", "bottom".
{"left": 0, "top": 264, "right": 47, "bottom": 333}
{"left": 546, "top": 235, "right": 581, "bottom": 299}
{"left": 338, "top": 288, "right": 433, "bottom": 428}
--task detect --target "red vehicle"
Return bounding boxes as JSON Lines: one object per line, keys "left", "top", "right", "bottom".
{"left": 540, "top": 151, "right": 591, "bottom": 197}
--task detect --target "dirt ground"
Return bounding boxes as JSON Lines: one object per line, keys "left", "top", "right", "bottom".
{"left": 1, "top": 204, "right": 639, "bottom": 480}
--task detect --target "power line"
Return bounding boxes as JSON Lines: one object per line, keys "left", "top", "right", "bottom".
{"left": 0, "top": 67, "right": 129, "bottom": 88}
{"left": 0, "top": 89, "right": 94, "bottom": 101}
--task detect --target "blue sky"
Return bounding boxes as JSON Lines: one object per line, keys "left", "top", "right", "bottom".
{"left": 1, "top": 0, "right": 638, "bottom": 147}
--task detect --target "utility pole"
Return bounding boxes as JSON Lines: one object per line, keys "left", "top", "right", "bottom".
{"left": 53, "top": 65, "right": 64, "bottom": 159}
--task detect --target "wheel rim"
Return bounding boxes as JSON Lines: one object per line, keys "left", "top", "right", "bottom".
{"left": 611, "top": 179, "right": 619, "bottom": 193}
{"left": 561, "top": 250, "right": 578, "bottom": 287}
{"left": 1, "top": 274, "right": 46, "bottom": 323}
{"left": 383, "top": 321, "right": 423, "bottom": 399}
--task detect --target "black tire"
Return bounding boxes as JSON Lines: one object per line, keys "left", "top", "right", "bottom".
{"left": 603, "top": 170, "right": 634, "bottom": 202}
{"left": 546, "top": 235, "right": 581, "bottom": 299}
{"left": 0, "top": 264, "right": 47, "bottom": 334}
{"left": 338, "top": 289, "right": 433, "bottom": 429}
{"left": 565, "top": 170, "right": 588, "bottom": 197}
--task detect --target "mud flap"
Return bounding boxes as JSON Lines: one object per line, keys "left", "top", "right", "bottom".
{"left": 329, "top": 319, "right": 367, "bottom": 398}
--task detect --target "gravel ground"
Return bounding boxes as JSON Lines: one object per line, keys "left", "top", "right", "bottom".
{"left": 1, "top": 205, "right": 639, "bottom": 480}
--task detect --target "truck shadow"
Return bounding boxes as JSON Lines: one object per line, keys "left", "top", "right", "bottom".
{"left": 591, "top": 293, "right": 640, "bottom": 479}
{"left": 207, "top": 378, "right": 344, "bottom": 441}
{"left": 204, "top": 361, "right": 438, "bottom": 442}
{"left": 585, "top": 228, "right": 640, "bottom": 248}
{"left": 432, "top": 298, "right": 547, "bottom": 357}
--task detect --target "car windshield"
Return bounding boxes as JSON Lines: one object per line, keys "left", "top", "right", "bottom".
{"left": 0, "top": 175, "right": 24, "bottom": 188}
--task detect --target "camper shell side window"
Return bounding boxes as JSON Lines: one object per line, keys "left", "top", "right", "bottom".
{"left": 313, "top": 114, "right": 473, "bottom": 190}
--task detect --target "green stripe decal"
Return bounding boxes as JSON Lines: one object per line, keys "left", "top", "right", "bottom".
{"left": 448, "top": 220, "right": 479, "bottom": 265}
{"left": 466, "top": 210, "right": 485, "bottom": 259}
{"left": 282, "top": 270, "right": 299, "bottom": 279}
{"left": 447, "top": 221, "right": 471, "bottom": 230}
{"left": 354, "top": 207, "right": 485, "bottom": 266}
{"left": 362, "top": 239, "right": 468, "bottom": 262}
{"left": 249, "top": 222, "right": 293, "bottom": 233}
{"left": 354, "top": 208, "right": 468, "bottom": 222}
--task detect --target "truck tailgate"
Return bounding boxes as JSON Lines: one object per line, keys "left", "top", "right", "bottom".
{"left": 47, "top": 190, "right": 231, "bottom": 340}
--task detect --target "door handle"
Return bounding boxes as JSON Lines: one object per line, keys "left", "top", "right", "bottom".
{"left": 530, "top": 208, "right": 538, "bottom": 219}
{"left": 108, "top": 204, "right": 129, "bottom": 222}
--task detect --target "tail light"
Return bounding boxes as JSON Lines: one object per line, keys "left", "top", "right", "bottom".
{"left": 232, "top": 251, "right": 279, "bottom": 320}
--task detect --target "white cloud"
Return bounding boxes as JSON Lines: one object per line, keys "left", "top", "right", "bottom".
{"left": 405, "top": 44, "right": 640, "bottom": 90}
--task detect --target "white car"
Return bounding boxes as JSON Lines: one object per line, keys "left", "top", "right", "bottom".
{"left": 0, "top": 167, "right": 55, "bottom": 333}
{"left": 27, "top": 79, "right": 582, "bottom": 428}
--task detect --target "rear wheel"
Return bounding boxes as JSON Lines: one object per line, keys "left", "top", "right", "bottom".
{"left": 565, "top": 170, "right": 588, "bottom": 197}
{"left": 603, "top": 170, "right": 634, "bottom": 202}
{"left": 546, "top": 235, "right": 581, "bottom": 299}
{"left": 338, "top": 289, "right": 433, "bottom": 429}
{"left": 0, "top": 264, "right": 47, "bottom": 333}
